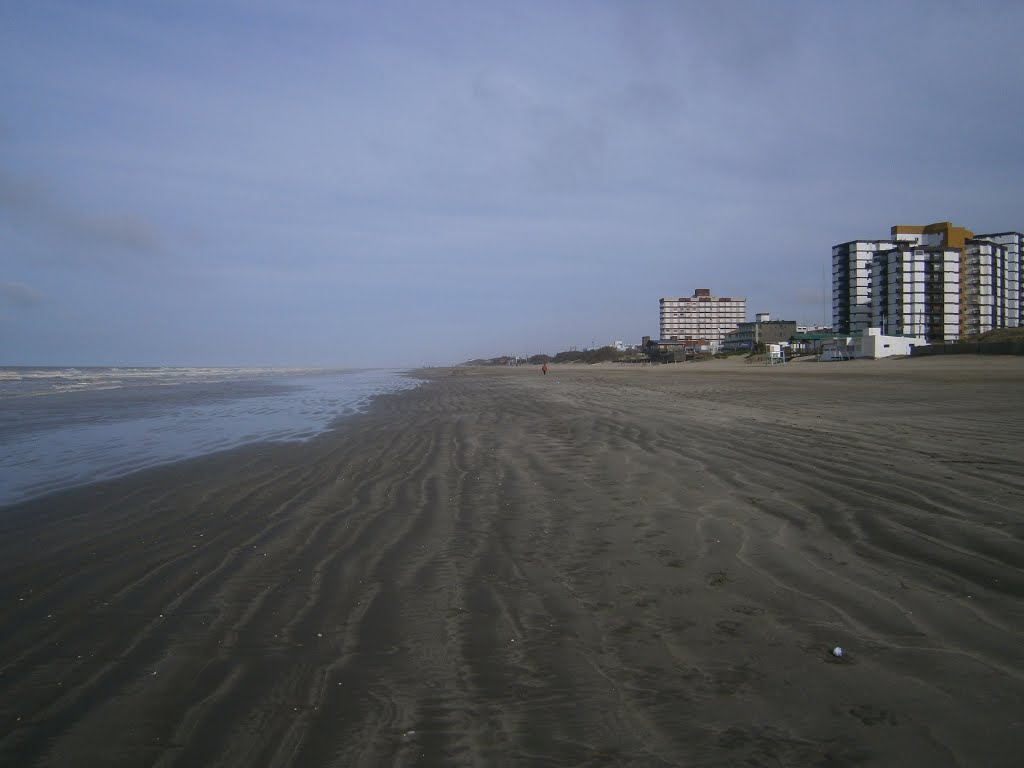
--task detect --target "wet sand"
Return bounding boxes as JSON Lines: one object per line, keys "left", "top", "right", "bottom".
{"left": 1, "top": 356, "right": 1022, "bottom": 766}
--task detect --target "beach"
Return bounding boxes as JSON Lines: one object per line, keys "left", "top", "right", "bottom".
{"left": 1, "top": 356, "right": 1022, "bottom": 767}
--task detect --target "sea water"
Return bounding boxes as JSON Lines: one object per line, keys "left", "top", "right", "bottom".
{"left": 0, "top": 367, "right": 421, "bottom": 506}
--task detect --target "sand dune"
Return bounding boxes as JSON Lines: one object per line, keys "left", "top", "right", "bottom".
{"left": 1, "top": 356, "right": 1022, "bottom": 766}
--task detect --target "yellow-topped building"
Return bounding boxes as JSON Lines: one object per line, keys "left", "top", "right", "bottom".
{"left": 833, "top": 222, "right": 1021, "bottom": 341}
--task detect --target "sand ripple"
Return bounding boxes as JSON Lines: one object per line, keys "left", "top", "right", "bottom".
{"left": 1, "top": 358, "right": 1022, "bottom": 766}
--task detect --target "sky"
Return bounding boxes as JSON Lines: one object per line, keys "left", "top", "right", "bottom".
{"left": 3, "top": 0, "right": 1023, "bottom": 367}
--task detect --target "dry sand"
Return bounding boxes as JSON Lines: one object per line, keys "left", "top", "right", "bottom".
{"left": 1, "top": 356, "right": 1022, "bottom": 766}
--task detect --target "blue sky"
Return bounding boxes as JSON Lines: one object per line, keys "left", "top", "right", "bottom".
{"left": 3, "top": 1, "right": 1023, "bottom": 366}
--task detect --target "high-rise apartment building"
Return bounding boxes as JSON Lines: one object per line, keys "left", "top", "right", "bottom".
{"left": 868, "top": 223, "right": 969, "bottom": 341}
{"left": 974, "top": 232, "right": 1022, "bottom": 328}
{"left": 833, "top": 222, "right": 1022, "bottom": 342}
{"left": 961, "top": 239, "right": 1012, "bottom": 336}
{"left": 869, "top": 245, "right": 961, "bottom": 341}
{"left": 659, "top": 289, "right": 746, "bottom": 345}
{"left": 832, "top": 240, "right": 895, "bottom": 334}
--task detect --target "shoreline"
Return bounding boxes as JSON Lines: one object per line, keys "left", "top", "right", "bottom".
{"left": 1, "top": 357, "right": 1022, "bottom": 766}
{"left": 0, "top": 369, "right": 423, "bottom": 509}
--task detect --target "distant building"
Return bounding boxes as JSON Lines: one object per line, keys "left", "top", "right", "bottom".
{"left": 644, "top": 337, "right": 710, "bottom": 363}
{"left": 796, "top": 324, "right": 830, "bottom": 333}
{"left": 833, "top": 222, "right": 1023, "bottom": 342}
{"left": 659, "top": 288, "right": 746, "bottom": 347}
{"left": 721, "top": 313, "right": 797, "bottom": 352}
{"left": 788, "top": 331, "right": 834, "bottom": 356}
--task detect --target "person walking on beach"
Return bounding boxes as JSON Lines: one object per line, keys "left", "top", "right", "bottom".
{"left": 541, "top": 363, "right": 548, "bottom": 375}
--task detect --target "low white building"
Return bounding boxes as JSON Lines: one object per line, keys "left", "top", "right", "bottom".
{"left": 855, "top": 328, "right": 926, "bottom": 358}
{"left": 820, "top": 328, "right": 925, "bottom": 361}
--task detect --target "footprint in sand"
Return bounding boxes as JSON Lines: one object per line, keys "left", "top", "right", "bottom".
{"left": 705, "top": 570, "right": 730, "bottom": 587}
{"left": 850, "top": 704, "right": 899, "bottom": 726}
{"left": 715, "top": 619, "right": 741, "bottom": 637}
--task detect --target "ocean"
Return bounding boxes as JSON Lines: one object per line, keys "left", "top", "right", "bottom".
{"left": 0, "top": 367, "right": 422, "bottom": 507}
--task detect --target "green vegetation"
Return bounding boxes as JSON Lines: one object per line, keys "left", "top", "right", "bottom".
{"left": 550, "top": 346, "right": 626, "bottom": 364}
{"left": 973, "top": 327, "right": 1024, "bottom": 343}
{"left": 462, "top": 346, "right": 641, "bottom": 366}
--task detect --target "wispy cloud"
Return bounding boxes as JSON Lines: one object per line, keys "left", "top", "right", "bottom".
{"left": 0, "top": 281, "right": 44, "bottom": 307}
{"left": 1, "top": 1, "right": 1022, "bottom": 365}
{"left": 0, "top": 170, "right": 163, "bottom": 257}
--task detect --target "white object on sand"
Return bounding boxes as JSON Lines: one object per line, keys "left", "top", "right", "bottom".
{"left": 832, "top": 646, "right": 844, "bottom": 658}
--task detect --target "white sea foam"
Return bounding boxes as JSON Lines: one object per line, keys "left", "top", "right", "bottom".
{"left": 0, "top": 366, "right": 334, "bottom": 397}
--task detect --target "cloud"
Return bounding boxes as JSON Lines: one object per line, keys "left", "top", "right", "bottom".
{"left": 67, "top": 213, "right": 162, "bottom": 254}
{"left": 0, "top": 281, "right": 44, "bottom": 307}
{"left": 0, "top": 170, "right": 163, "bottom": 257}
{"left": 616, "top": 2, "right": 803, "bottom": 90}
{"left": 526, "top": 106, "right": 608, "bottom": 192}
{"left": 1, "top": 1, "right": 1022, "bottom": 365}
{"left": 616, "top": 80, "right": 687, "bottom": 126}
